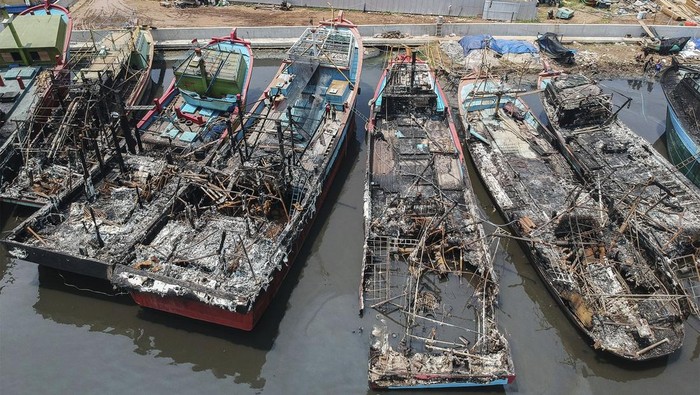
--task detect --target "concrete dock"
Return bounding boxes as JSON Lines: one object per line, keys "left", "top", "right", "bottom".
{"left": 70, "top": 22, "right": 699, "bottom": 50}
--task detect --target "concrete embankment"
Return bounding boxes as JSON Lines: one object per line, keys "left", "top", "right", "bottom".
{"left": 71, "top": 23, "right": 699, "bottom": 50}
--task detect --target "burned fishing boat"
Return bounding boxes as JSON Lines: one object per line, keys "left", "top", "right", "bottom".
{"left": 135, "top": 30, "right": 253, "bottom": 154}
{"left": 0, "top": 28, "right": 154, "bottom": 209}
{"left": 0, "top": 0, "right": 72, "bottom": 171}
{"left": 0, "top": 32, "right": 177, "bottom": 283}
{"left": 459, "top": 74, "right": 685, "bottom": 360}
{"left": 2, "top": 150, "right": 182, "bottom": 279}
{"left": 111, "top": 13, "right": 362, "bottom": 331}
{"left": 660, "top": 58, "right": 700, "bottom": 187}
{"left": 540, "top": 73, "right": 700, "bottom": 317}
{"left": 2, "top": 29, "right": 253, "bottom": 327}
{"left": 361, "top": 54, "right": 514, "bottom": 389}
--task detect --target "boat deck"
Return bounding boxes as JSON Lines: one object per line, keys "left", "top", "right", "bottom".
{"left": 109, "top": 20, "right": 361, "bottom": 329}
{"left": 543, "top": 73, "right": 700, "bottom": 316}
{"left": 9, "top": 155, "right": 177, "bottom": 269}
{"left": 461, "top": 77, "right": 685, "bottom": 360}
{"left": 76, "top": 30, "right": 136, "bottom": 82}
{"left": 139, "top": 91, "right": 231, "bottom": 151}
{"left": 115, "top": 60, "right": 352, "bottom": 312}
{"left": 363, "top": 61, "right": 513, "bottom": 388}
{"left": 0, "top": 66, "right": 42, "bottom": 142}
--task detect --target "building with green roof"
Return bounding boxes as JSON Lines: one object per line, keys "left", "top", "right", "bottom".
{"left": 0, "top": 13, "right": 67, "bottom": 67}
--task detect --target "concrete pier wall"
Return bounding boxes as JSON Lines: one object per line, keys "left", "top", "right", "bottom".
{"left": 70, "top": 23, "right": 699, "bottom": 49}
{"left": 226, "top": 0, "right": 516, "bottom": 18}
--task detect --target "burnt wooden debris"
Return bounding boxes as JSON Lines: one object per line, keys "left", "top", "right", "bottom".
{"left": 541, "top": 73, "right": 700, "bottom": 318}
{"left": 362, "top": 54, "right": 514, "bottom": 389}
{"left": 0, "top": 29, "right": 153, "bottom": 210}
{"left": 459, "top": 72, "right": 686, "bottom": 361}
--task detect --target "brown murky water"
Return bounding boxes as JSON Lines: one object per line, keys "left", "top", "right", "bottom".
{"left": 1, "top": 55, "right": 698, "bottom": 395}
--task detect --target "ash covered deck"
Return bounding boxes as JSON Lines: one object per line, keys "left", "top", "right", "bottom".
{"left": 4, "top": 152, "right": 180, "bottom": 278}
{"left": 461, "top": 76, "right": 685, "bottom": 360}
{"left": 543, "top": 73, "right": 700, "bottom": 317}
{"left": 363, "top": 59, "right": 513, "bottom": 389}
{"left": 110, "top": 19, "right": 362, "bottom": 329}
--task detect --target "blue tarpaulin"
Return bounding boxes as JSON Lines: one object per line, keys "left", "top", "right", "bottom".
{"left": 491, "top": 40, "right": 538, "bottom": 55}
{"left": 458, "top": 35, "right": 493, "bottom": 54}
{"left": 459, "top": 35, "right": 539, "bottom": 55}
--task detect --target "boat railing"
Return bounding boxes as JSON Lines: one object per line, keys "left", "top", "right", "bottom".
{"left": 668, "top": 254, "right": 700, "bottom": 315}
{"left": 287, "top": 27, "right": 353, "bottom": 68}
{"left": 681, "top": 73, "right": 700, "bottom": 101}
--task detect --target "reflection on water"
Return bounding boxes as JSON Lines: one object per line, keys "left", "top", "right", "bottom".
{"left": 0, "top": 204, "right": 36, "bottom": 291}
{"left": 1, "top": 52, "right": 699, "bottom": 395}
{"left": 34, "top": 266, "right": 272, "bottom": 387}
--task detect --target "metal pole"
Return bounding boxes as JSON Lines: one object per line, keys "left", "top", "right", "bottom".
{"left": 238, "top": 234, "right": 257, "bottom": 283}
{"left": 110, "top": 112, "right": 127, "bottom": 173}
{"left": 88, "top": 206, "right": 105, "bottom": 248}
{"left": 84, "top": 134, "right": 106, "bottom": 176}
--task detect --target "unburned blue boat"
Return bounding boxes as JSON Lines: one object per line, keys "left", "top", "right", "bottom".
{"left": 136, "top": 29, "right": 253, "bottom": 153}
{"left": 661, "top": 58, "right": 700, "bottom": 188}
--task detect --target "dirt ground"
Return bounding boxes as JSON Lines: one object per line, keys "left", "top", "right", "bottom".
{"left": 70, "top": 0, "right": 675, "bottom": 29}
{"left": 70, "top": 0, "right": 456, "bottom": 29}
{"left": 68, "top": 0, "right": 674, "bottom": 79}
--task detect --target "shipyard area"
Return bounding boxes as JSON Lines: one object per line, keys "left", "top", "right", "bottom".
{"left": 1, "top": 0, "right": 699, "bottom": 394}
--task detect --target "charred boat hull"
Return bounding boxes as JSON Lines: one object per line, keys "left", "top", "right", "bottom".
{"left": 540, "top": 73, "right": 700, "bottom": 320}
{"left": 460, "top": 74, "right": 686, "bottom": 361}
{"left": 123, "top": 115, "right": 353, "bottom": 330}
{"left": 113, "top": 13, "right": 362, "bottom": 331}
{"left": 362, "top": 55, "right": 514, "bottom": 389}
{"left": 4, "top": 239, "right": 113, "bottom": 279}
{"left": 1, "top": 150, "right": 183, "bottom": 281}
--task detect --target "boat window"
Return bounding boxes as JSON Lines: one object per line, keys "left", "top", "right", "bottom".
{"left": 30, "top": 52, "right": 40, "bottom": 62}
{"left": 11, "top": 52, "right": 22, "bottom": 62}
